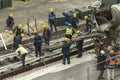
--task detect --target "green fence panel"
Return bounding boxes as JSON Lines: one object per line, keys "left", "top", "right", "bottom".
{"left": 1, "top": 0, "right": 7, "bottom": 8}
{"left": 0, "top": 0, "right": 2, "bottom": 9}
{"left": 6, "top": 0, "right": 12, "bottom": 7}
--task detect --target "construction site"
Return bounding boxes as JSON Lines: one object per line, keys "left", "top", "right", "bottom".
{"left": 0, "top": 0, "right": 120, "bottom": 80}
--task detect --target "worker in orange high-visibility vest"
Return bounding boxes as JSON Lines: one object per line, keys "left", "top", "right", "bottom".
{"left": 106, "top": 50, "right": 117, "bottom": 80}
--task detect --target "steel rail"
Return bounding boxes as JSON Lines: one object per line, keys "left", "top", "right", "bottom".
{"left": 0, "top": 44, "right": 94, "bottom": 79}
{"left": 0, "top": 41, "right": 94, "bottom": 73}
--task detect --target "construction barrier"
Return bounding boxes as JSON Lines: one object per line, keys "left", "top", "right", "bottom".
{"left": 0, "top": 0, "right": 12, "bottom": 9}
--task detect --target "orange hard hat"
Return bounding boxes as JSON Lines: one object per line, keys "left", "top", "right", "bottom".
{"left": 110, "top": 50, "right": 115, "bottom": 54}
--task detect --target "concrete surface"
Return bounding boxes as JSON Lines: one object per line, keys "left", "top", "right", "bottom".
{"left": 5, "top": 52, "right": 96, "bottom": 80}
{"left": 4, "top": 51, "right": 120, "bottom": 80}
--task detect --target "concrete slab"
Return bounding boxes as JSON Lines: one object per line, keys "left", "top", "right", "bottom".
{"left": 11, "top": 53, "right": 96, "bottom": 80}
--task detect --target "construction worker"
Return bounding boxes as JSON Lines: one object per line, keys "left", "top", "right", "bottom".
{"left": 13, "top": 24, "right": 24, "bottom": 48}
{"left": 15, "top": 44, "right": 28, "bottom": 67}
{"left": 62, "top": 37, "right": 72, "bottom": 65}
{"left": 65, "top": 24, "right": 73, "bottom": 39}
{"left": 71, "top": 13, "right": 79, "bottom": 29}
{"left": 34, "top": 29, "right": 42, "bottom": 59}
{"left": 106, "top": 50, "right": 117, "bottom": 80}
{"left": 97, "top": 50, "right": 107, "bottom": 80}
{"left": 76, "top": 38, "right": 84, "bottom": 58}
{"left": 94, "top": 39, "right": 101, "bottom": 54}
{"left": 14, "top": 33, "right": 25, "bottom": 49}
{"left": 84, "top": 15, "right": 93, "bottom": 33}
{"left": 13, "top": 24, "right": 24, "bottom": 37}
{"left": 48, "top": 8, "right": 57, "bottom": 32}
{"left": 6, "top": 13, "right": 14, "bottom": 29}
{"left": 43, "top": 24, "right": 51, "bottom": 45}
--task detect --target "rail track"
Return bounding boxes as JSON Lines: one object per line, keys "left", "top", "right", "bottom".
{"left": 0, "top": 33, "right": 99, "bottom": 79}
{"left": 0, "top": 23, "right": 101, "bottom": 79}
{"left": 0, "top": 38, "right": 94, "bottom": 72}
{"left": 0, "top": 43, "right": 95, "bottom": 80}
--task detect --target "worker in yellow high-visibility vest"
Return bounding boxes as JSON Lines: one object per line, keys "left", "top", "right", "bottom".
{"left": 65, "top": 24, "right": 73, "bottom": 39}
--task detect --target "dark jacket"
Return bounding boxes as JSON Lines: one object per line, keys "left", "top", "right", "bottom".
{"left": 71, "top": 17, "right": 79, "bottom": 29}
{"left": 14, "top": 35, "right": 22, "bottom": 49}
{"left": 13, "top": 26, "right": 24, "bottom": 36}
{"left": 97, "top": 54, "right": 107, "bottom": 70}
{"left": 34, "top": 34, "right": 42, "bottom": 46}
{"left": 86, "top": 17, "right": 92, "bottom": 26}
{"left": 43, "top": 28, "right": 51, "bottom": 40}
{"left": 6, "top": 17, "right": 14, "bottom": 27}
{"left": 48, "top": 12, "right": 56, "bottom": 22}
{"left": 62, "top": 41, "right": 72, "bottom": 55}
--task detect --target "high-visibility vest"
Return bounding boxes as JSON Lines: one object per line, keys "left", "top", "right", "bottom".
{"left": 109, "top": 59, "right": 116, "bottom": 65}
{"left": 65, "top": 28, "right": 72, "bottom": 35}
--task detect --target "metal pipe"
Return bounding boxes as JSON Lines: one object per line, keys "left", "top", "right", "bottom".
{"left": 0, "top": 33, "right": 7, "bottom": 50}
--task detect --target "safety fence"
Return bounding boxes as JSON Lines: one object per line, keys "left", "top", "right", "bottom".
{"left": 58, "top": 53, "right": 120, "bottom": 80}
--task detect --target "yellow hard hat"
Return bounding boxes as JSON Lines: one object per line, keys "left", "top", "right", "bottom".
{"left": 18, "top": 24, "right": 22, "bottom": 29}
{"left": 21, "top": 33, "right": 25, "bottom": 38}
{"left": 18, "top": 44, "right": 22, "bottom": 47}
{"left": 42, "top": 24, "right": 47, "bottom": 29}
{"left": 50, "top": 8, "right": 54, "bottom": 12}
{"left": 9, "top": 13, "right": 13, "bottom": 18}
{"left": 84, "top": 16, "right": 88, "bottom": 20}
{"left": 34, "top": 29, "right": 37, "bottom": 33}
{"left": 73, "top": 13, "right": 77, "bottom": 18}
{"left": 64, "top": 37, "right": 69, "bottom": 42}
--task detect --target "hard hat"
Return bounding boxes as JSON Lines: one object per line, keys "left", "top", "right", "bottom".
{"left": 64, "top": 37, "right": 69, "bottom": 42}
{"left": 18, "top": 44, "right": 22, "bottom": 47}
{"left": 100, "top": 50, "right": 105, "bottom": 54}
{"left": 73, "top": 13, "right": 77, "bottom": 18}
{"left": 21, "top": 33, "right": 25, "bottom": 38}
{"left": 42, "top": 24, "right": 47, "bottom": 29}
{"left": 18, "top": 24, "right": 22, "bottom": 29}
{"left": 34, "top": 29, "right": 37, "bottom": 33}
{"left": 9, "top": 13, "right": 13, "bottom": 18}
{"left": 110, "top": 50, "right": 115, "bottom": 54}
{"left": 84, "top": 16, "right": 88, "bottom": 20}
{"left": 50, "top": 8, "right": 54, "bottom": 12}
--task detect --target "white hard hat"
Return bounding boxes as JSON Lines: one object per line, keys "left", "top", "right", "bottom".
{"left": 100, "top": 50, "right": 105, "bottom": 54}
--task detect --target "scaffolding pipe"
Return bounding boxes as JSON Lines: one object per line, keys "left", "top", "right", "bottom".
{"left": 0, "top": 33, "right": 7, "bottom": 50}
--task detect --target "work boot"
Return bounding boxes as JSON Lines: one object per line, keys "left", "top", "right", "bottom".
{"left": 35, "top": 54, "right": 38, "bottom": 57}
{"left": 67, "top": 62, "right": 70, "bottom": 64}
{"left": 76, "top": 56, "right": 80, "bottom": 58}
{"left": 62, "top": 62, "right": 66, "bottom": 65}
